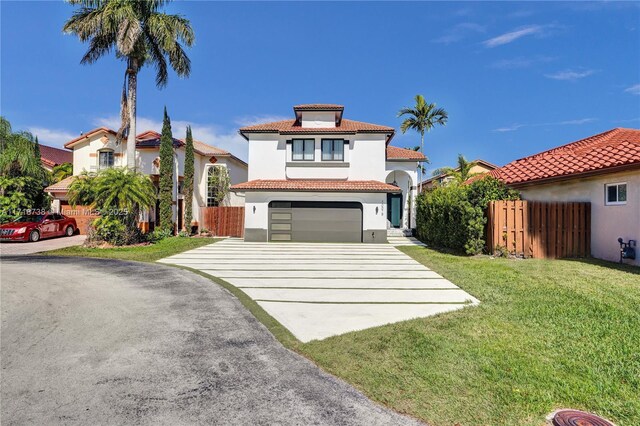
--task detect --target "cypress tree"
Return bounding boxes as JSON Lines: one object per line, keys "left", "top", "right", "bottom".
{"left": 159, "top": 107, "right": 175, "bottom": 234}
{"left": 183, "top": 126, "right": 195, "bottom": 233}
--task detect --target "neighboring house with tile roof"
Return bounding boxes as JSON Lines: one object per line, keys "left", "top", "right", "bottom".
{"left": 422, "top": 159, "right": 498, "bottom": 190}
{"left": 39, "top": 144, "right": 73, "bottom": 172}
{"left": 45, "top": 127, "right": 247, "bottom": 232}
{"left": 491, "top": 127, "right": 640, "bottom": 266}
{"left": 230, "top": 104, "right": 426, "bottom": 243}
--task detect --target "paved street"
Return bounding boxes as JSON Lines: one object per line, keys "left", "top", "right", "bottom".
{"left": 0, "top": 235, "right": 85, "bottom": 256}
{"left": 159, "top": 238, "right": 479, "bottom": 342}
{"left": 1, "top": 256, "right": 421, "bottom": 425}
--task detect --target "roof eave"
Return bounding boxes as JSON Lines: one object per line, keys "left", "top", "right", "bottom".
{"left": 505, "top": 162, "right": 640, "bottom": 188}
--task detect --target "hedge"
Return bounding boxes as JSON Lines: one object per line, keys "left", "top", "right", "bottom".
{"left": 416, "top": 176, "right": 519, "bottom": 254}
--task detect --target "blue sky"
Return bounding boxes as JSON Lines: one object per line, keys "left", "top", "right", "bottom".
{"left": 1, "top": 1, "right": 639, "bottom": 173}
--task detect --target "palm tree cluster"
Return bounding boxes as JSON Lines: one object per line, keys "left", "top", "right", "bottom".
{"left": 0, "top": 117, "right": 48, "bottom": 222}
{"left": 63, "top": 0, "right": 195, "bottom": 170}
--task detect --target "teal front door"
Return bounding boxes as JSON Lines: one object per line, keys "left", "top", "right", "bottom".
{"left": 388, "top": 193, "right": 402, "bottom": 228}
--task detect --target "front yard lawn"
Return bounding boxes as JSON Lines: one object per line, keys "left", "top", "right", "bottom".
{"left": 300, "top": 248, "right": 640, "bottom": 426}
{"left": 43, "top": 237, "right": 218, "bottom": 262}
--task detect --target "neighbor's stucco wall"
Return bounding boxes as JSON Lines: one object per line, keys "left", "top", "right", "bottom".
{"left": 244, "top": 191, "right": 388, "bottom": 240}
{"left": 519, "top": 168, "right": 640, "bottom": 266}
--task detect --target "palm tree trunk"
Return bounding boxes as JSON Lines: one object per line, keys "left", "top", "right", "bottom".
{"left": 126, "top": 60, "right": 138, "bottom": 171}
{"left": 419, "top": 132, "right": 424, "bottom": 192}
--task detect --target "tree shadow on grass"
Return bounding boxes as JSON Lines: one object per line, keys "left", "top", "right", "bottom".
{"left": 562, "top": 256, "right": 640, "bottom": 275}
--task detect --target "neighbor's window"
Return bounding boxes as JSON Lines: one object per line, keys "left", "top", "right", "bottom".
{"left": 292, "top": 139, "right": 315, "bottom": 161}
{"left": 98, "top": 149, "right": 114, "bottom": 169}
{"left": 605, "top": 182, "right": 627, "bottom": 205}
{"left": 321, "top": 139, "right": 344, "bottom": 161}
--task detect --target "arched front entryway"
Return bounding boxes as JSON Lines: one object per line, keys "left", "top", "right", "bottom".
{"left": 385, "top": 170, "right": 413, "bottom": 229}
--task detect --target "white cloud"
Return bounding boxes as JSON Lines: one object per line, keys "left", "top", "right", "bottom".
{"left": 433, "top": 22, "right": 486, "bottom": 44}
{"left": 624, "top": 84, "right": 640, "bottom": 95}
{"left": 490, "top": 55, "right": 554, "bottom": 69}
{"left": 544, "top": 69, "right": 596, "bottom": 81}
{"left": 93, "top": 115, "right": 250, "bottom": 161}
{"left": 27, "top": 127, "right": 77, "bottom": 148}
{"left": 483, "top": 25, "right": 543, "bottom": 47}
{"left": 492, "top": 118, "right": 596, "bottom": 132}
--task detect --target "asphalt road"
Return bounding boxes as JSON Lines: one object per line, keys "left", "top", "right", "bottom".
{"left": 1, "top": 257, "right": 421, "bottom": 426}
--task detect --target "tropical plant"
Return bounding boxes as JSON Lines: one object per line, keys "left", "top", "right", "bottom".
{"left": 412, "top": 145, "right": 427, "bottom": 176}
{"left": 431, "top": 154, "right": 475, "bottom": 184}
{"left": 67, "top": 171, "right": 98, "bottom": 207}
{"left": 0, "top": 117, "right": 47, "bottom": 220}
{"left": 207, "top": 165, "right": 230, "bottom": 207}
{"left": 183, "top": 125, "right": 194, "bottom": 232}
{"left": 63, "top": 0, "right": 195, "bottom": 170}
{"left": 415, "top": 176, "right": 520, "bottom": 255}
{"left": 159, "top": 108, "right": 174, "bottom": 233}
{"left": 51, "top": 163, "right": 73, "bottom": 183}
{"left": 398, "top": 95, "right": 448, "bottom": 191}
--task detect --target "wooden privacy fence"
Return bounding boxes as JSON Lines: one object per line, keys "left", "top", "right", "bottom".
{"left": 202, "top": 206, "right": 244, "bottom": 237}
{"left": 60, "top": 204, "right": 99, "bottom": 235}
{"left": 486, "top": 200, "right": 591, "bottom": 259}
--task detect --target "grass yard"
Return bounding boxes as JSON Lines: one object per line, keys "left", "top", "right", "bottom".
{"left": 43, "top": 237, "right": 218, "bottom": 262}
{"left": 300, "top": 248, "right": 640, "bottom": 426}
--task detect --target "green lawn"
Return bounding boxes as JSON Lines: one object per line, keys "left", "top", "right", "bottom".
{"left": 299, "top": 248, "right": 640, "bottom": 426}
{"left": 43, "top": 237, "right": 218, "bottom": 262}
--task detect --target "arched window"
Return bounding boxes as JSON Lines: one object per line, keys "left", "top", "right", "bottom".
{"left": 98, "top": 149, "right": 114, "bottom": 170}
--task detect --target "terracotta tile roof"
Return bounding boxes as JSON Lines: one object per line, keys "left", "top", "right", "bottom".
{"left": 240, "top": 118, "right": 395, "bottom": 138}
{"left": 230, "top": 179, "right": 401, "bottom": 193}
{"left": 45, "top": 175, "right": 75, "bottom": 192}
{"left": 64, "top": 127, "right": 116, "bottom": 148}
{"left": 40, "top": 144, "right": 72, "bottom": 168}
{"left": 386, "top": 146, "right": 426, "bottom": 161}
{"left": 192, "top": 140, "right": 229, "bottom": 156}
{"left": 491, "top": 128, "right": 640, "bottom": 185}
{"left": 293, "top": 104, "right": 344, "bottom": 111}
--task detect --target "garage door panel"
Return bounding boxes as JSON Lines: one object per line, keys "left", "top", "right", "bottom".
{"left": 269, "top": 201, "right": 362, "bottom": 243}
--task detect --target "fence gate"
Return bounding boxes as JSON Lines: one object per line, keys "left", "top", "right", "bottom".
{"left": 202, "top": 206, "right": 245, "bottom": 237}
{"left": 486, "top": 200, "right": 591, "bottom": 259}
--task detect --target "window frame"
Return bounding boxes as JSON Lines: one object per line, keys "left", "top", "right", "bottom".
{"left": 605, "top": 182, "right": 627, "bottom": 206}
{"left": 206, "top": 166, "right": 220, "bottom": 207}
{"left": 291, "top": 139, "right": 315, "bottom": 161}
{"left": 321, "top": 139, "right": 345, "bottom": 161}
{"left": 98, "top": 149, "right": 114, "bottom": 170}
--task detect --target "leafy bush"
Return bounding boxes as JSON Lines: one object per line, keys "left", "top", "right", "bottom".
{"left": 416, "top": 176, "right": 520, "bottom": 255}
{"left": 177, "top": 230, "right": 190, "bottom": 238}
{"left": 148, "top": 228, "right": 173, "bottom": 243}
{"left": 92, "top": 215, "right": 127, "bottom": 246}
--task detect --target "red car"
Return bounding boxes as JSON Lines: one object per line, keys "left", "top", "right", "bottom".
{"left": 0, "top": 213, "right": 77, "bottom": 242}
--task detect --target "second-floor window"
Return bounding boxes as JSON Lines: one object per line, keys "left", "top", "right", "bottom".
{"left": 292, "top": 139, "right": 314, "bottom": 161}
{"left": 321, "top": 139, "right": 344, "bottom": 161}
{"left": 98, "top": 149, "right": 114, "bottom": 169}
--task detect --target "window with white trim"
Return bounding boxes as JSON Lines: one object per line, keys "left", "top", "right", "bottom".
{"left": 292, "top": 139, "right": 315, "bottom": 161}
{"left": 98, "top": 149, "right": 114, "bottom": 169}
{"left": 321, "top": 139, "right": 344, "bottom": 161}
{"left": 207, "top": 167, "right": 219, "bottom": 207}
{"left": 605, "top": 182, "right": 627, "bottom": 205}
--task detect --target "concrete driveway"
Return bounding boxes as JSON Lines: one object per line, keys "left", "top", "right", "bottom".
{"left": 0, "top": 234, "right": 85, "bottom": 256}
{"left": 1, "top": 256, "right": 421, "bottom": 426}
{"left": 159, "top": 239, "right": 479, "bottom": 342}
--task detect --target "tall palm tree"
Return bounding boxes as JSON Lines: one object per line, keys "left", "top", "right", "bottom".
{"left": 63, "top": 0, "right": 195, "bottom": 170}
{"left": 432, "top": 154, "right": 475, "bottom": 184}
{"left": 398, "top": 95, "right": 448, "bottom": 191}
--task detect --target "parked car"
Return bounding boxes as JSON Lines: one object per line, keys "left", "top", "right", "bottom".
{"left": 0, "top": 213, "right": 77, "bottom": 242}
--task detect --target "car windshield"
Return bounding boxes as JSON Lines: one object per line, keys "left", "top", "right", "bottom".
{"left": 15, "top": 215, "right": 46, "bottom": 223}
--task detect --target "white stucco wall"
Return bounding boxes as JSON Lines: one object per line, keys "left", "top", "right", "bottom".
{"left": 385, "top": 161, "right": 419, "bottom": 229}
{"left": 72, "top": 132, "right": 124, "bottom": 173}
{"left": 519, "top": 168, "right": 640, "bottom": 266}
{"left": 300, "top": 111, "right": 336, "bottom": 128}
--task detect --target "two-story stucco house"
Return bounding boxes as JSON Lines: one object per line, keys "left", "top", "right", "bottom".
{"left": 45, "top": 127, "right": 247, "bottom": 232}
{"left": 230, "top": 104, "right": 425, "bottom": 243}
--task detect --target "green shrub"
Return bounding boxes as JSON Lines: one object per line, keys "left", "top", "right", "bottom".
{"left": 92, "top": 215, "right": 127, "bottom": 246}
{"left": 148, "top": 228, "right": 173, "bottom": 243}
{"left": 416, "top": 176, "right": 520, "bottom": 255}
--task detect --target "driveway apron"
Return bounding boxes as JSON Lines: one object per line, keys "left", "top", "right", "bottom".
{"left": 159, "top": 238, "right": 479, "bottom": 342}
